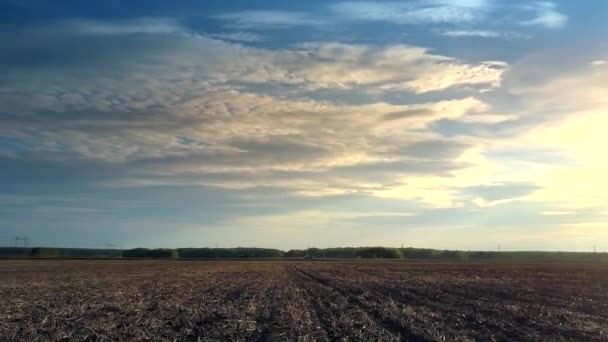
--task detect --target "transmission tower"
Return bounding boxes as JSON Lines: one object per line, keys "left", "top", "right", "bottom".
{"left": 15, "top": 235, "right": 29, "bottom": 247}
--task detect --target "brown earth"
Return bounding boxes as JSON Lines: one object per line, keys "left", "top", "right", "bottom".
{"left": 1, "top": 260, "right": 606, "bottom": 341}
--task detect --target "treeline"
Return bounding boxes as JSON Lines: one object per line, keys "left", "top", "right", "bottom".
{"left": 122, "top": 247, "right": 400, "bottom": 259}
{"left": 0, "top": 247, "right": 122, "bottom": 258}
{"left": 285, "top": 247, "right": 401, "bottom": 259}
{"left": 0, "top": 247, "right": 283, "bottom": 259}
{"left": 1, "top": 246, "right": 607, "bottom": 261}
{"left": 178, "top": 248, "right": 284, "bottom": 258}
{"left": 123, "top": 247, "right": 284, "bottom": 259}
{"left": 286, "top": 247, "right": 608, "bottom": 261}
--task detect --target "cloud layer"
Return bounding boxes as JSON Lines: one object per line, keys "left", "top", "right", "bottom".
{"left": 1, "top": 24, "right": 509, "bottom": 206}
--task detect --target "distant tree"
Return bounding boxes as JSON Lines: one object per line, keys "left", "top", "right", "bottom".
{"left": 355, "top": 247, "right": 401, "bottom": 259}
{"left": 177, "top": 247, "right": 284, "bottom": 259}
{"left": 30, "top": 247, "right": 61, "bottom": 258}
{"left": 122, "top": 248, "right": 176, "bottom": 258}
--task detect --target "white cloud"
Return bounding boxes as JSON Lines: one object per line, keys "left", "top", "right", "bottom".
{"left": 442, "top": 30, "right": 501, "bottom": 38}
{"left": 331, "top": 1, "right": 567, "bottom": 32}
{"left": 520, "top": 2, "right": 567, "bottom": 29}
{"left": 62, "top": 18, "right": 186, "bottom": 35}
{"left": 591, "top": 60, "right": 606, "bottom": 66}
{"left": 206, "top": 32, "right": 265, "bottom": 42}
{"left": 213, "top": 10, "right": 325, "bottom": 29}
{"left": 330, "top": 1, "right": 489, "bottom": 24}
{"left": 440, "top": 30, "right": 531, "bottom": 40}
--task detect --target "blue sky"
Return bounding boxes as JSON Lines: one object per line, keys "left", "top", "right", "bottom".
{"left": 1, "top": 1, "right": 608, "bottom": 251}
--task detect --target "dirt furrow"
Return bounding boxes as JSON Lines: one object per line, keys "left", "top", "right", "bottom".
{"left": 296, "top": 263, "right": 608, "bottom": 342}
{"left": 290, "top": 265, "right": 431, "bottom": 341}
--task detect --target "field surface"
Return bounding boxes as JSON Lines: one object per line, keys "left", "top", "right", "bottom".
{"left": 1, "top": 260, "right": 607, "bottom": 341}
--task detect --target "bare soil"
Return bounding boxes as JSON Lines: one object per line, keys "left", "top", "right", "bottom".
{"left": 1, "top": 260, "right": 606, "bottom": 341}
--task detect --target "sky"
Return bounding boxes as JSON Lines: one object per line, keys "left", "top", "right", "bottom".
{"left": 1, "top": 0, "right": 608, "bottom": 251}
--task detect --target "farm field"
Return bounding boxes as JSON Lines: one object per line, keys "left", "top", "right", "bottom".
{"left": 1, "top": 260, "right": 607, "bottom": 341}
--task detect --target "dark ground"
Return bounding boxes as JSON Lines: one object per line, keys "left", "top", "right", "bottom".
{"left": 1, "top": 260, "right": 606, "bottom": 341}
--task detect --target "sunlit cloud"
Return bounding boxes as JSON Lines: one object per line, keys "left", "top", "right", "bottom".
{"left": 542, "top": 211, "right": 574, "bottom": 216}
{"left": 490, "top": 57, "right": 608, "bottom": 210}
{"left": 0, "top": 20, "right": 510, "bottom": 208}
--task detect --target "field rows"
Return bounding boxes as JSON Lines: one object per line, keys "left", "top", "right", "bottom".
{"left": 1, "top": 260, "right": 607, "bottom": 341}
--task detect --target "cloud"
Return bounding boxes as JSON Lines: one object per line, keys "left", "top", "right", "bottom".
{"left": 284, "top": 42, "right": 507, "bottom": 93}
{"left": 210, "top": 1, "right": 566, "bottom": 37}
{"left": 463, "top": 182, "right": 542, "bottom": 204}
{"left": 520, "top": 2, "right": 567, "bottom": 29}
{"left": 440, "top": 30, "right": 531, "bottom": 40}
{"left": 330, "top": 1, "right": 567, "bottom": 33}
{"left": 0, "top": 18, "right": 513, "bottom": 210}
{"left": 330, "top": 1, "right": 489, "bottom": 25}
{"left": 523, "top": 110, "right": 608, "bottom": 208}
{"left": 456, "top": 113, "right": 517, "bottom": 124}
{"left": 213, "top": 10, "right": 325, "bottom": 29}
{"left": 441, "top": 30, "right": 501, "bottom": 38}
{"left": 484, "top": 52, "right": 608, "bottom": 209}
{"left": 396, "top": 139, "right": 474, "bottom": 159}
{"left": 542, "top": 211, "right": 574, "bottom": 216}
{"left": 58, "top": 18, "right": 187, "bottom": 35}
{"left": 1, "top": 34, "right": 508, "bottom": 106}
{"left": 206, "top": 32, "right": 265, "bottom": 42}
{"left": 591, "top": 60, "right": 606, "bottom": 66}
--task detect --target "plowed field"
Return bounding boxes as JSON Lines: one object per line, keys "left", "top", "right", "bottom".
{"left": 1, "top": 260, "right": 606, "bottom": 341}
